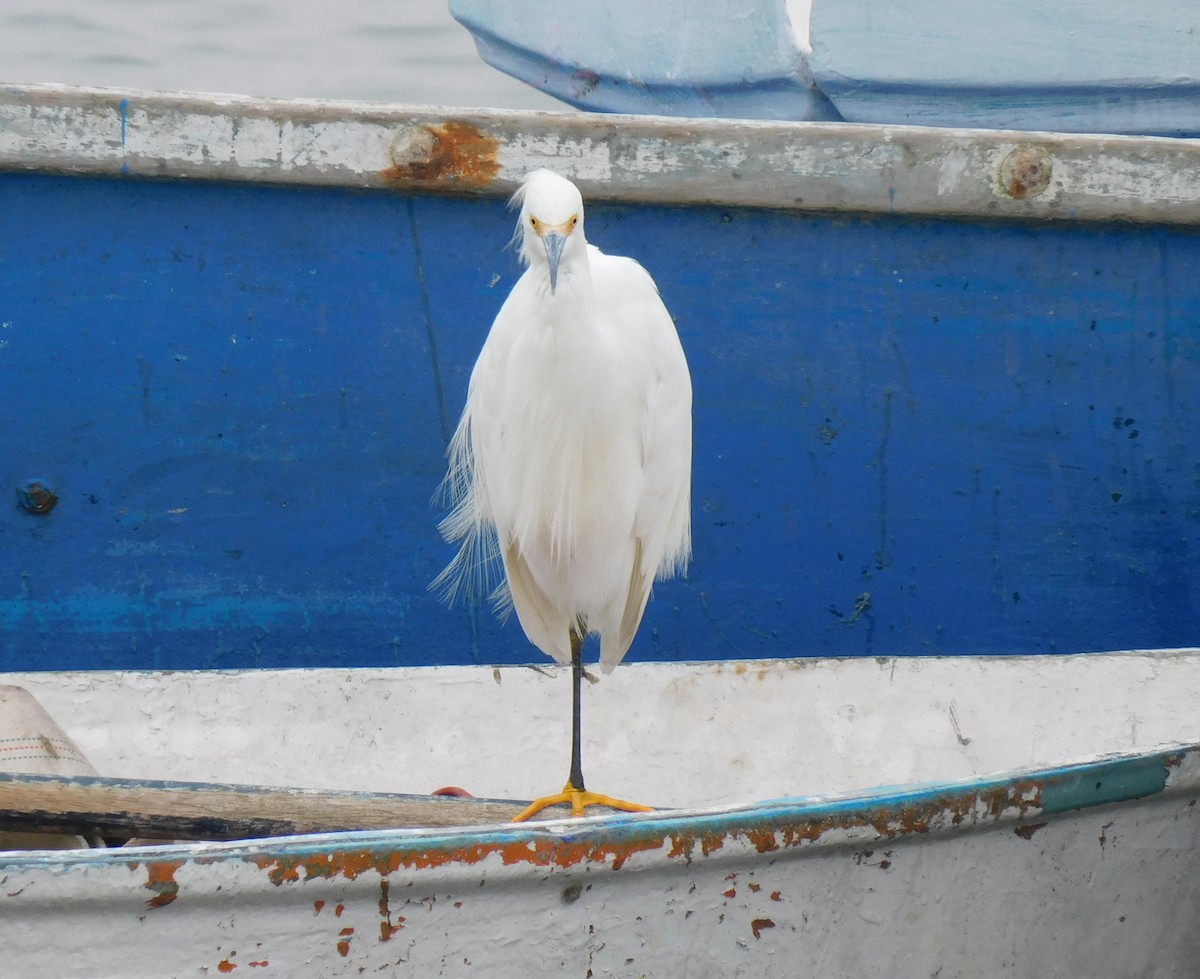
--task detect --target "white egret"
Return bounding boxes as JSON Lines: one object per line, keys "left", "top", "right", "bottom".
{"left": 434, "top": 169, "right": 692, "bottom": 820}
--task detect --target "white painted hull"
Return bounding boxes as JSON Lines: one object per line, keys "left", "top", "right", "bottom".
{"left": 3, "top": 762, "right": 1197, "bottom": 978}
{"left": 7, "top": 651, "right": 1200, "bottom": 806}
{"left": 1, "top": 652, "right": 1199, "bottom": 976}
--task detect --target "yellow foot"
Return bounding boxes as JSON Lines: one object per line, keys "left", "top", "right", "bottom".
{"left": 511, "top": 783, "right": 654, "bottom": 822}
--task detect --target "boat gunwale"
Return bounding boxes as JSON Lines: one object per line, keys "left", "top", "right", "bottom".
{"left": 3, "top": 82, "right": 1200, "bottom": 226}
{"left": 1, "top": 739, "right": 1194, "bottom": 873}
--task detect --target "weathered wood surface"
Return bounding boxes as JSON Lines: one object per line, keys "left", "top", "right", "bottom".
{"left": 3, "top": 83, "right": 1200, "bottom": 225}
{"left": 0, "top": 772, "right": 530, "bottom": 841}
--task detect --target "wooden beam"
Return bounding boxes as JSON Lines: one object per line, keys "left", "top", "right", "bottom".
{"left": 0, "top": 772, "right": 535, "bottom": 842}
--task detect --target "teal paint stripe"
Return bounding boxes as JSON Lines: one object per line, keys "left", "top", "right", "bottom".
{"left": 1039, "top": 750, "right": 1178, "bottom": 815}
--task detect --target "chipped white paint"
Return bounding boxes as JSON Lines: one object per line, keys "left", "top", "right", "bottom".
{"left": 4, "top": 789, "right": 1191, "bottom": 978}
{"left": 3, "top": 83, "right": 1200, "bottom": 225}
{"left": 0, "top": 654, "right": 1199, "bottom": 977}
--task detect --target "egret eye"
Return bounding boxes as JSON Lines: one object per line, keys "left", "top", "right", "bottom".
{"left": 530, "top": 216, "right": 538, "bottom": 229}
{"left": 570, "top": 215, "right": 578, "bottom": 228}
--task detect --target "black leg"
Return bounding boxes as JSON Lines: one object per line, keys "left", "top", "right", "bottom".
{"left": 511, "top": 625, "right": 653, "bottom": 822}
{"left": 567, "top": 626, "right": 586, "bottom": 792}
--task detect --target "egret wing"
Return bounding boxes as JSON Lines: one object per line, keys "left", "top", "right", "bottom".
{"left": 591, "top": 249, "right": 692, "bottom": 669}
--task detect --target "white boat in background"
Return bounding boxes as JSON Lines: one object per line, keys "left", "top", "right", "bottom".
{"left": 452, "top": 0, "right": 1200, "bottom": 135}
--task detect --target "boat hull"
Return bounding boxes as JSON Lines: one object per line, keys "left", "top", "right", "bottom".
{"left": 1, "top": 744, "right": 1197, "bottom": 978}
{"left": 2, "top": 87, "right": 1200, "bottom": 671}
{"left": 0, "top": 649, "right": 1198, "bottom": 975}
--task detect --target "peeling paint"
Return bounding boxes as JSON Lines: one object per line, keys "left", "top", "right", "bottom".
{"left": 138, "top": 858, "right": 184, "bottom": 910}
{"left": 235, "top": 766, "right": 1127, "bottom": 892}
{"left": 378, "top": 880, "right": 405, "bottom": 941}
{"left": 381, "top": 121, "right": 501, "bottom": 188}
{"left": 2, "top": 738, "right": 1197, "bottom": 974}
{"left": 751, "top": 917, "right": 776, "bottom": 939}
{"left": 5, "top": 84, "right": 1200, "bottom": 224}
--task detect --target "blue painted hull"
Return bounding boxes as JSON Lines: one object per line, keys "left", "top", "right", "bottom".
{"left": 3, "top": 170, "right": 1199, "bottom": 671}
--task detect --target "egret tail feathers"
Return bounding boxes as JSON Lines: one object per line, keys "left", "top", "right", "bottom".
{"left": 600, "top": 538, "right": 651, "bottom": 673}
{"left": 430, "top": 411, "right": 512, "bottom": 614}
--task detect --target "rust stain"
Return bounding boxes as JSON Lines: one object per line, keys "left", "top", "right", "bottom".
{"left": 334, "top": 902, "right": 345, "bottom": 917}
{"left": 248, "top": 962, "right": 269, "bottom": 969}
{"left": 18, "top": 480, "right": 57, "bottom": 515}
{"left": 667, "top": 828, "right": 724, "bottom": 862}
{"left": 313, "top": 899, "right": 325, "bottom": 915}
{"left": 139, "top": 859, "right": 184, "bottom": 910}
{"left": 378, "top": 880, "right": 406, "bottom": 942}
{"left": 337, "top": 926, "right": 354, "bottom": 958}
{"left": 380, "top": 121, "right": 500, "bottom": 188}
{"left": 1014, "top": 822, "right": 1047, "bottom": 840}
{"left": 723, "top": 888, "right": 737, "bottom": 899}
{"left": 217, "top": 959, "right": 236, "bottom": 973}
{"left": 248, "top": 777, "right": 1048, "bottom": 887}
{"left": 770, "top": 891, "right": 782, "bottom": 902}
{"left": 997, "top": 146, "right": 1052, "bottom": 200}
{"left": 751, "top": 918, "right": 776, "bottom": 939}
{"left": 748, "top": 882, "right": 761, "bottom": 893}
{"left": 255, "top": 832, "right": 668, "bottom": 884}
{"left": 745, "top": 829, "right": 780, "bottom": 854}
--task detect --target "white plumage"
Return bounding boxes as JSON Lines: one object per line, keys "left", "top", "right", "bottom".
{"left": 435, "top": 168, "right": 692, "bottom": 674}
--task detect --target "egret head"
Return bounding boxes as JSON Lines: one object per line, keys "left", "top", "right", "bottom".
{"left": 512, "top": 169, "right": 585, "bottom": 295}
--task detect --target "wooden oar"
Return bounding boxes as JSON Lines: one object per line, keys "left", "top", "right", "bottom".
{"left": 0, "top": 772, "right": 537, "bottom": 842}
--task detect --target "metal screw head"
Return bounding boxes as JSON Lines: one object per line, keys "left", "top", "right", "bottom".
{"left": 389, "top": 127, "right": 438, "bottom": 169}
{"left": 17, "top": 479, "right": 57, "bottom": 515}
{"left": 997, "top": 146, "right": 1053, "bottom": 200}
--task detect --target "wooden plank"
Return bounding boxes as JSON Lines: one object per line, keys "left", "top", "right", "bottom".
{"left": 0, "top": 772, "right": 533, "bottom": 841}
{"left": 2, "top": 82, "right": 1200, "bottom": 225}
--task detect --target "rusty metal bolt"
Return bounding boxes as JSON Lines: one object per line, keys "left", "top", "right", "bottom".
{"left": 389, "top": 127, "right": 438, "bottom": 170}
{"left": 17, "top": 479, "right": 57, "bottom": 515}
{"left": 997, "top": 146, "right": 1053, "bottom": 200}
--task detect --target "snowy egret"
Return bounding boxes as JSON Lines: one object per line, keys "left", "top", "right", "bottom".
{"left": 434, "top": 169, "right": 692, "bottom": 820}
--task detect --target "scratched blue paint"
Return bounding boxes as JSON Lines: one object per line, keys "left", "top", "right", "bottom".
{"left": 1, "top": 172, "right": 1199, "bottom": 671}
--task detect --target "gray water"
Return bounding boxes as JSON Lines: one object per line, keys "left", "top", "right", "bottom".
{"left": 0, "top": 0, "right": 567, "bottom": 110}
